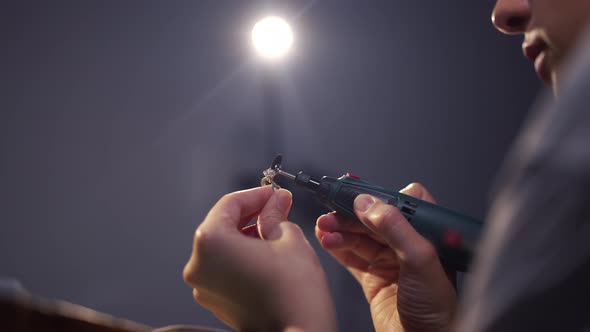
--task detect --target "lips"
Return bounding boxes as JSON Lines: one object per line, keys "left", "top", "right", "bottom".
{"left": 523, "top": 38, "right": 552, "bottom": 84}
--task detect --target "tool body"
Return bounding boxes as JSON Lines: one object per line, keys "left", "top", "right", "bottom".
{"left": 266, "top": 156, "right": 483, "bottom": 272}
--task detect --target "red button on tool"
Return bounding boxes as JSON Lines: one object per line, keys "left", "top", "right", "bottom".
{"left": 443, "top": 230, "right": 463, "bottom": 248}
{"left": 346, "top": 173, "right": 361, "bottom": 180}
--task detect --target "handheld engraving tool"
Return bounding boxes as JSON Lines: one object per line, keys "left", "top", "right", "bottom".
{"left": 262, "top": 154, "right": 483, "bottom": 272}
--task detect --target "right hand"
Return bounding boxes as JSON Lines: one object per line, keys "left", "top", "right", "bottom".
{"left": 315, "top": 183, "right": 457, "bottom": 332}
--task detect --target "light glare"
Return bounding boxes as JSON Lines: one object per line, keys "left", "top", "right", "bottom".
{"left": 251, "top": 16, "right": 293, "bottom": 59}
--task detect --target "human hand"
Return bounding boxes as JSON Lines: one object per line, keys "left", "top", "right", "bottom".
{"left": 183, "top": 186, "right": 336, "bottom": 332}
{"left": 315, "top": 183, "right": 457, "bottom": 332}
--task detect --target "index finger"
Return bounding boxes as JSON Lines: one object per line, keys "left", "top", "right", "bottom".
{"left": 202, "top": 186, "right": 274, "bottom": 231}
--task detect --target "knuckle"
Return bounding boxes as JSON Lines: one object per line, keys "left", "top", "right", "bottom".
{"left": 184, "top": 227, "right": 219, "bottom": 285}
{"left": 183, "top": 251, "right": 203, "bottom": 285}
{"left": 194, "top": 228, "right": 223, "bottom": 260}
{"left": 183, "top": 261, "right": 197, "bottom": 285}
{"left": 194, "top": 227, "right": 214, "bottom": 253}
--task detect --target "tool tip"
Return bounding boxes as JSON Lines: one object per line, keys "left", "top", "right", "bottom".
{"left": 270, "top": 154, "right": 283, "bottom": 172}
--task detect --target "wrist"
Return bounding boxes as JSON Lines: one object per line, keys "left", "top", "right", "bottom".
{"left": 279, "top": 280, "right": 337, "bottom": 332}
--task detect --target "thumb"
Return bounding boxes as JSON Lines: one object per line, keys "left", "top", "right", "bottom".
{"left": 257, "top": 189, "right": 293, "bottom": 240}
{"left": 354, "top": 194, "right": 438, "bottom": 270}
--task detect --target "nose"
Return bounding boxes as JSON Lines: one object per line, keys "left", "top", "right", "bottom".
{"left": 492, "top": 0, "right": 531, "bottom": 34}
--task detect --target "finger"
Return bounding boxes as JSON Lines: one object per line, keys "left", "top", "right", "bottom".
{"left": 400, "top": 182, "right": 436, "bottom": 204}
{"left": 317, "top": 213, "right": 387, "bottom": 245}
{"left": 317, "top": 230, "right": 394, "bottom": 263}
{"left": 257, "top": 189, "right": 292, "bottom": 240}
{"left": 354, "top": 194, "right": 438, "bottom": 271}
{"left": 315, "top": 227, "right": 399, "bottom": 272}
{"left": 321, "top": 243, "right": 369, "bottom": 272}
{"left": 316, "top": 226, "right": 399, "bottom": 272}
{"left": 315, "top": 226, "right": 399, "bottom": 282}
{"left": 317, "top": 212, "right": 367, "bottom": 233}
{"left": 202, "top": 186, "right": 274, "bottom": 232}
{"left": 192, "top": 288, "right": 220, "bottom": 308}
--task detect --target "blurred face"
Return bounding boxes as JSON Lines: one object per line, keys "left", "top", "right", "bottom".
{"left": 492, "top": 0, "right": 590, "bottom": 93}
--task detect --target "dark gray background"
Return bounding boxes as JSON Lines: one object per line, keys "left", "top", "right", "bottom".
{"left": 2, "top": 1, "right": 541, "bottom": 330}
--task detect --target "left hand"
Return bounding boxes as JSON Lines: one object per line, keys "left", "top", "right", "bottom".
{"left": 183, "top": 186, "right": 336, "bottom": 332}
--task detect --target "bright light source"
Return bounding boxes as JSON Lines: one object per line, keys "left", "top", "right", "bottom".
{"left": 251, "top": 16, "right": 293, "bottom": 59}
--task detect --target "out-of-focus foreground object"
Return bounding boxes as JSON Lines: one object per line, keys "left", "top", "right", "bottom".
{"left": 0, "top": 279, "right": 226, "bottom": 332}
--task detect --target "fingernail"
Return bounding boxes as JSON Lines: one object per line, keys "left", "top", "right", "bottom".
{"left": 354, "top": 195, "right": 375, "bottom": 213}
{"left": 276, "top": 189, "right": 292, "bottom": 214}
